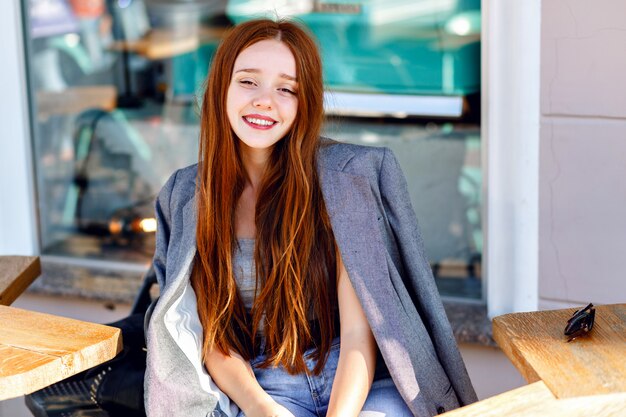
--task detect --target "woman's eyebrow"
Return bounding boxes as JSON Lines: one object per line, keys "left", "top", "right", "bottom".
{"left": 234, "top": 68, "right": 297, "bottom": 81}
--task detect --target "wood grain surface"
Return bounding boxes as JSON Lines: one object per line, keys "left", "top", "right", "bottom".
{"left": 441, "top": 380, "right": 626, "bottom": 417}
{"left": 0, "top": 305, "right": 122, "bottom": 400}
{"left": 493, "top": 303, "right": 626, "bottom": 398}
{"left": 0, "top": 256, "right": 40, "bottom": 305}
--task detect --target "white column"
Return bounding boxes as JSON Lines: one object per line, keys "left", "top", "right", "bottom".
{"left": 483, "top": 0, "right": 540, "bottom": 317}
{"left": 0, "top": 0, "right": 39, "bottom": 255}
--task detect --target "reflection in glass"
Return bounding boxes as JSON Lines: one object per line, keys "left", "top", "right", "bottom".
{"left": 26, "top": 0, "right": 482, "bottom": 299}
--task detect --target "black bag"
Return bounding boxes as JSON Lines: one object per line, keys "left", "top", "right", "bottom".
{"left": 25, "top": 267, "right": 157, "bottom": 417}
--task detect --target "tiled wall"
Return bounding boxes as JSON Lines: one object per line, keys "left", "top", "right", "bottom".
{"left": 539, "top": 0, "right": 626, "bottom": 308}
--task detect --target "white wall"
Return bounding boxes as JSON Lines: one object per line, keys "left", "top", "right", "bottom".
{"left": 0, "top": 0, "right": 38, "bottom": 256}
{"left": 483, "top": 0, "right": 541, "bottom": 317}
{"left": 538, "top": 0, "right": 626, "bottom": 309}
{"left": 481, "top": 0, "right": 625, "bottom": 315}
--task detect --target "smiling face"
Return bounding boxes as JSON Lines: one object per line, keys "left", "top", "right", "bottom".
{"left": 226, "top": 39, "right": 298, "bottom": 157}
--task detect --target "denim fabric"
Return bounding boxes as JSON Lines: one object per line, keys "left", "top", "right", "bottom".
{"left": 236, "top": 337, "right": 412, "bottom": 417}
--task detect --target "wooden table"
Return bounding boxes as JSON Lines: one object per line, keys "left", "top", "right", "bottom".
{"left": 0, "top": 256, "right": 41, "bottom": 306}
{"left": 492, "top": 303, "right": 626, "bottom": 398}
{"left": 0, "top": 305, "right": 122, "bottom": 400}
{"left": 441, "top": 303, "right": 626, "bottom": 416}
{"left": 0, "top": 255, "right": 123, "bottom": 401}
{"left": 441, "top": 380, "right": 626, "bottom": 417}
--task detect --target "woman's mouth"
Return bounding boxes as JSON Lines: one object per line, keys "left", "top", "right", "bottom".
{"left": 243, "top": 115, "right": 277, "bottom": 130}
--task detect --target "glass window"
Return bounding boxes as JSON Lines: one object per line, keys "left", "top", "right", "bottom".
{"left": 26, "top": 0, "right": 482, "bottom": 300}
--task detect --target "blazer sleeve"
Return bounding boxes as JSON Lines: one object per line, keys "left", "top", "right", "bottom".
{"left": 378, "top": 147, "right": 478, "bottom": 406}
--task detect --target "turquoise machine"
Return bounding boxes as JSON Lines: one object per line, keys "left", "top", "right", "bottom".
{"left": 227, "top": 0, "right": 480, "bottom": 118}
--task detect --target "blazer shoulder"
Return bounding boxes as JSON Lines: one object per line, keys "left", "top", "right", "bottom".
{"left": 319, "top": 137, "right": 387, "bottom": 175}
{"left": 159, "top": 163, "right": 198, "bottom": 211}
{"left": 173, "top": 163, "right": 199, "bottom": 187}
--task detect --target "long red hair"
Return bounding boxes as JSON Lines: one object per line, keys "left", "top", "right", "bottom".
{"left": 191, "top": 19, "right": 337, "bottom": 375}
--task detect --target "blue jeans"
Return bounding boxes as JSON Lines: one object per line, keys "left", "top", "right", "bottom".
{"left": 236, "top": 337, "right": 412, "bottom": 417}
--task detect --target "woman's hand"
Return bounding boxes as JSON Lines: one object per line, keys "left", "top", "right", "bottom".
{"left": 245, "top": 398, "right": 295, "bottom": 417}
{"left": 205, "top": 349, "right": 291, "bottom": 417}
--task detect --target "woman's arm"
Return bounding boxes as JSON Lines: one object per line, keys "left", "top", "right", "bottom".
{"left": 326, "top": 254, "right": 377, "bottom": 417}
{"left": 204, "top": 349, "right": 295, "bottom": 417}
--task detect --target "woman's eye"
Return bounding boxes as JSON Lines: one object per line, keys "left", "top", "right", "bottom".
{"left": 279, "top": 87, "right": 296, "bottom": 95}
{"left": 239, "top": 79, "right": 255, "bottom": 86}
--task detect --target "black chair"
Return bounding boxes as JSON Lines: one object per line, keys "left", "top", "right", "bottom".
{"left": 25, "top": 266, "right": 157, "bottom": 417}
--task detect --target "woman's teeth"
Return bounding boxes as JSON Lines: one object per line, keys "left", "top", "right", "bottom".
{"left": 245, "top": 117, "right": 275, "bottom": 126}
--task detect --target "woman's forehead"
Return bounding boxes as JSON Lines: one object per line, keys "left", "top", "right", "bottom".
{"left": 233, "top": 40, "right": 297, "bottom": 79}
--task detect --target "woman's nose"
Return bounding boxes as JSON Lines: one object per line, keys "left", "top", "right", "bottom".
{"left": 252, "top": 89, "right": 273, "bottom": 109}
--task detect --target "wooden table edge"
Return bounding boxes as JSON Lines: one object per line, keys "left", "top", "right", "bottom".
{"left": 492, "top": 304, "right": 626, "bottom": 399}
{"left": 0, "top": 256, "right": 41, "bottom": 306}
{"left": 492, "top": 314, "right": 541, "bottom": 383}
{"left": 440, "top": 380, "right": 626, "bottom": 416}
{"left": 0, "top": 308, "right": 123, "bottom": 401}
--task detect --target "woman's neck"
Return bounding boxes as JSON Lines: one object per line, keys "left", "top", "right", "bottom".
{"left": 241, "top": 146, "right": 270, "bottom": 190}
{"left": 237, "top": 145, "right": 270, "bottom": 239}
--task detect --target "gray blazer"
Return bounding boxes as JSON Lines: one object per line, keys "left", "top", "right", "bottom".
{"left": 144, "top": 139, "right": 478, "bottom": 417}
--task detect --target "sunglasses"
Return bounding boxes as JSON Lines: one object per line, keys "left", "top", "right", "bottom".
{"left": 564, "top": 303, "right": 595, "bottom": 342}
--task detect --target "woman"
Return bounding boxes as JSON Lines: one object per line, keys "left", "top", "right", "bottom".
{"left": 145, "top": 18, "right": 477, "bottom": 417}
